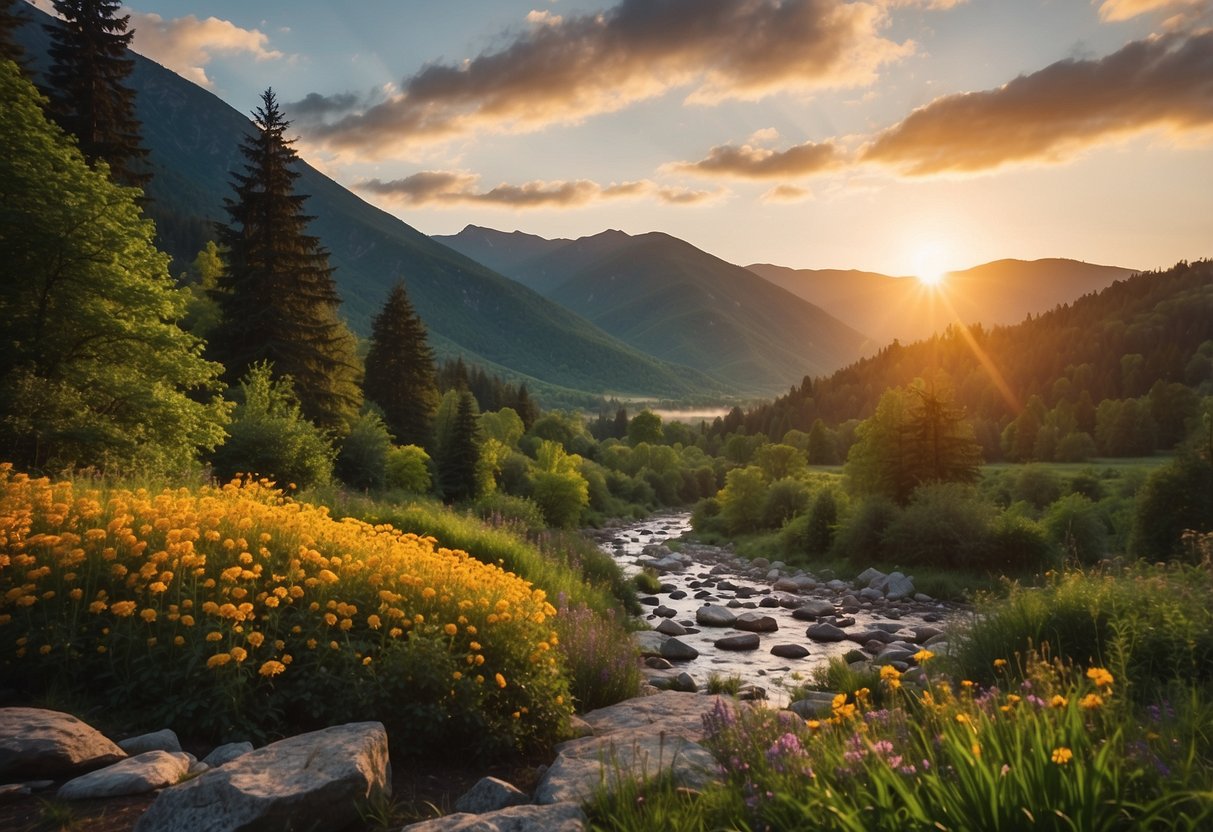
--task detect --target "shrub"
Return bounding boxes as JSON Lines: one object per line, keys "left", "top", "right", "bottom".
{"left": 983, "top": 511, "right": 1057, "bottom": 573}
{"left": 384, "top": 445, "right": 432, "bottom": 493}
{"left": 832, "top": 495, "right": 899, "bottom": 566}
{"left": 471, "top": 492, "right": 547, "bottom": 536}
{"left": 633, "top": 570, "right": 663, "bottom": 595}
{"left": 760, "top": 478, "right": 810, "bottom": 529}
{"left": 1043, "top": 493, "right": 1109, "bottom": 564}
{"left": 1055, "top": 431, "right": 1097, "bottom": 462}
{"left": 552, "top": 599, "right": 641, "bottom": 712}
{"left": 530, "top": 471, "right": 590, "bottom": 528}
{"left": 0, "top": 467, "right": 570, "bottom": 758}
{"left": 1131, "top": 453, "right": 1213, "bottom": 560}
{"left": 334, "top": 411, "right": 392, "bottom": 490}
{"left": 1011, "top": 465, "right": 1063, "bottom": 510}
{"left": 881, "top": 483, "right": 993, "bottom": 569}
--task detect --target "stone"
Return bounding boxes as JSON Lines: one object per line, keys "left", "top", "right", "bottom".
{"left": 535, "top": 731, "right": 716, "bottom": 805}
{"left": 201, "top": 741, "right": 254, "bottom": 768}
{"left": 805, "top": 623, "right": 847, "bottom": 642}
{"left": 751, "top": 558, "right": 771, "bottom": 570}
{"left": 670, "top": 672, "right": 699, "bottom": 693}
{"left": 914, "top": 592, "right": 935, "bottom": 603}
{"left": 772, "top": 577, "right": 801, "bottom": 593}
{"left": 795, "top": 599, "right": 835, "bottom": 618}
{"left": 769, "top": 644, "right": 810, "bottom": 659}
{"left": 645, "top": 657, "right": 674, "bottom": 671}
{"left": 737, "top": 685, "right": 767, "bottom": 701}
{"left": 839, "top": 595, "right": 861, "bottom": 613}
{"left": 633, "top": 631, "right": 666, "bottom": 656}
{"left": 882, "top": 572, "right": 915, "bottom": 601}
{"left": 843, "top": 649, "right": 868, "bottom": 665}
{"left": 668, "top": 590, "right": 687, "bottom": 600}
{"left": 695, "top": 605, "right": 737, "bottom": 627}
{"left": 0, "top": 708, "right": 125, "bottom": 780}
{"left": 579, "top": 691, "right": 716, "bottom": 741}
{"left": 401, "top": 802, "right": 586, "bottom": 832}
{"left": 133, "top": 722, "right": 390, "bottom": 832}
{"left": 858, "top": 587, "right": 884, "bottom": 602}
{"left": 116, "top": 730, "right": 181, "bottom": 759}
{"left": 0, "top": 783, "right": 30, "bottom": 802}
{"left": 733, "top": 613, "right": 778, "bottom": 633}
{"left": 787, "top": 697, "right": 834, "bottom": 720}
{"left": 758, "top": 597, "right": 780, "bottom": 608}
{"left": 567, "top": 717, "right": 594, "bottom": 740}
{"left": 655, "top": 619, "right": 685, "bottom": 637}
{"left": 660, "top": 638, "right": 699, "bottom": 662}
{"left": 58, "top": 751, "right": 192, "bottom": 800}
{"left": 453, "top": 777, "right": 530, "bottom": 814}
{"left": 913, "top": 626, "right": 946, "bottom": 643}
{"left": 639, "top": 596, "right": 659, "bottom": 606}
{"left": 856, "top": 567, "right": 886, "bottom": 586}
{"left": 715, "top": 633, "right": 760, "bottom": 651}
{"left": 653, "top": 605, "right": 677, "bottom": 618}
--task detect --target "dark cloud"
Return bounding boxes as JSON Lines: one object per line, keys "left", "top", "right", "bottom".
{"left": 862, "top": 31, "right": 1213, "bottom": 175}
{"left": 355, "top": 171, "right": 710, "bottom": 208}
{"left": 672, "top": 139, "right": 840, "bottom": 179}
{"left": 286, "top": 92, "right": 360, "bottom": 121}
{"left": 296, "top": 0, "right": 912, "bottom": 156}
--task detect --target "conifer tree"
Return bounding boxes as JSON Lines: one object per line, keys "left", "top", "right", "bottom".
{"left": 43, "top": 0, "right": 149, "bottom": 187}
{"left": 363, "top": 282, "right": 440, "bottom": 447}
{"left": 211, "top": 88, "right": 362, "bottom": 433}
{"left": 437, "top": 390, "right": 481, "bottom": 503}
{"left": 1, "top": 0, "right": 29, "bottom": 68}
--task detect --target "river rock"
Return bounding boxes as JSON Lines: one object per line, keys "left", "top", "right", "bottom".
{"left": 858, "top": 587, "right": 884, "bottom": 603}
{"left": 759, "top": 597, "right": 780, "bottom": 608}
{"left": 633, "top": 631, "right": 666, "bottom": 656}
{"left": 913, "top": 625, "right": 945, "bottom": 643}
{"left": 806, "top": 622, "right": 848, "bottom": 642}
{"left": 133, "top": 722, "right": 390, "bottom": 832}
{"left": 0, "top": 708, "right": 125, "bottom": 780}
{"left": 772, "top": 577, "right": 801, "bottom": 593}
{"left": 117, "top": 729, "right": 182, "bottom": 756}
{"left": 879, "top": 572, "right": 915, "bottom": 601}
{"left": 653, "top": 605, "right": 677, "bottom": 618}
{"left": 660, "top": 638, "right": 699, "bottom": 662}
{"left": 733, "top": 613, "right": 778, "bottom": 633}
{"left": 715, "top": 633, "right": 760, "bottom": 651}
{"left": 655, "top": 619, "right": 687, "bottom": 636}
{"left": 695, "top": 605, "right": 737, "bottom": 627}
{"left": 770, "top": 644, "right": 810, "bottom": 659}
{"left": 857, "top": 567, "right": 886, "bottom": 586}
{"left": 403, "top": 802, "right": 586, "bottom": 832}
{"left": 202, "top": 742, "right": 254, "bottom": 768}
{"left": 645, "top": 656, "right": 673, "bottom": 670}
{"left": 751, "top": 557, "right": 770, "bottom": 570}
{"left": 795, "top": 599, "right": 835, "bottom": 618}
{"left": 59, "top": 751, "right": 191, "bottom": 800}
{"left": 453, "top": 777, "right": 530, "bottom": 814}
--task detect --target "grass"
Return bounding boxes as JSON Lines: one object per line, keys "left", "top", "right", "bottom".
{"left": 706, "top": 672, "right": 744, "bottom": 696}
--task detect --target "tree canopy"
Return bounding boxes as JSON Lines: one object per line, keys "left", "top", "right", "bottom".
{"left": 0, "top": 60, "right": 227, "bottom": 472}
{"left": 363, "top": 281, "right": 439, "bottom": 448}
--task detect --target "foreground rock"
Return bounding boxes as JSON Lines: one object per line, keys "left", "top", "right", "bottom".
{"left": 402, "top": 802, "right": 586, "bottom": 832}
{"left": 133, "top": 722, "right": 390, "bottom": 832}
{"left": 58, "top": 751, "right": 191, "bottom": 800}
{"left": 453, "top": 776, "right": 530, "bottom": 814}
{"left": 0, "top": 708, "right": 125, "bottom": 780}
{"left": 117, "top": 729, "right": 182, "bottom": 756}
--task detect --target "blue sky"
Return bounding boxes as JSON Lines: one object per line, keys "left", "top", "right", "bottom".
{"left": 48, "top": 0, "right": 1213, "bottom": 275}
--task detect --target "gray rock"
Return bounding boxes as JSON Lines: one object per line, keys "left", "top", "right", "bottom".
{"left": 633, "top": 631, "right": 667, "bottom": 657}
{"left": 133, "top": 722, "right": 390, "bottom": 832}
{"left": 738, "top": 685, "right": 767, "bottom": 701}
{"left": 535, "top": 731, "right": 717, "bottom": 805}
{"left": 660, "top": 638, "right": 699, "bottom": 662}
{"left": 59, "top": 751, "right": 191, "bottom": 800}
{"left": 695, "top": 605, "right": 737, "bottom": 627}
{"left": 787, "top": 697, "right": 834, "bottom": 720}
{"left": 751, "top": 558, "right": 771, "bottom": 570}
{"left": 655, "top": 619, "right": 686, "bottom": 636}
{"left": 0, "top": 783, "right": 30, "bottom": 802}
{"left": 201, "top": 741, "right": 253, "bottom": 768}
{"left": 453, "top": 777, "right": 530, "bottom": 814}
{"left": 772, "top": 577, "right": 801, "bottom": 593}
{"left": 856, "top": 567, "right": 886, "bottom": 586}
{"left": 883, "top": 572, "right": 916, "bottom": 601}
{"left": 796, "top": 599, "right": 836, "bottom": 618}
{"left": 858, "top": 587, "right": 884, "bottom": 602}
{"left": 843, "top": 649, "right": 868, "bottom": 664}
{"left": 579, "top": 691, "right": 716, "bottom": 742}
{"left": 913, "top": 626, "right": 945, "bottom": 643}
{"left": 715, "top": 633, "right": 760, "bottom": 651}
{"left": 914, "top": 592, "right": 935, "bottom": 603}
{"left": 805, "top": 623, "right": 848, "bottom": 642}
{"left": 118, "top": 729, "right": 182, "bottom": 756}
{"left": 825, "top": 579, "right": 851, "bottom": 592}
{"left": 670, "top": 672, "right": 699, "bottom": 693}
{"left": 0, "top": 708, "right": 125, "bottom": 780}
{"left": 769, "top": 644, "right": 810, "bottom": 659}
{"left": 653, "top": 605, "right": 677, "bottom": 618}
{"left": 402, "top": 802, "right": 586, "bottom": 832}
{"left": 733, "top": 613, "right": 778, "bottom": 633}
{"left": 645, "top": 656, "right": 674, "bottom": 670}
{"left": 567, "top": 716, "right": 595, "bottom": 740}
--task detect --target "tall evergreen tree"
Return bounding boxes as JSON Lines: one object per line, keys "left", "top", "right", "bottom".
{"left": 211, "top": 88, "right": 362, "bottom": 432}
{"left": 43, "top": 0, "right": 149, "bottom": 187}
{"left": 363, "top": 281, "right": 440, "bottom": 447}
{"left": 437, "top": 390, "right": 481, "bottom": 503}
{"left": 1, "top": 0, "right": 29, "bottom": 68}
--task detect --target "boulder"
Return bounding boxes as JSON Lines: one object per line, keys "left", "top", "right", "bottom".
{"left": 856, "top": 567, "right": 886, "bottom": 586}
{"left": 118, "top": 729, "right": 182, "bottom": 756}
{"left": 452, "top": 777, "right": 530, "bottom": 814}
{"left": 660, "top": 638, "right": 699, "bottom": 662}
{"left": 733, "top": 613, "right": 778, "bottom": 633}
{"left": 644, "top": 656, "right": 674, "bottom": 670}
{"left": 795, "top": 600, "right": 835, "bottom": 619}
{"left": 655, "top": 619, "right": 686, "bottom": 636}
{"left": 858, "top": 587, "right": 884, "bottom": 603}
{"left": 632, "top": 631, "right": 666, "bottom": 657}
{"left": 805, "top": 623, "right": 848, "bottom": 642}
{"left": 669, "top": 672, "right": 699, "bottom": 693}
{"left": 535, "top": 731, "right": 716, "bottom": 805}
{"left": 133, "top": 722, "right": 390, "bottom": 832}
{"left": 913, "top": 626, "right": 946, "bottom": 643}
{"left": 772, "top": 577, "right": 801, "bottom": 593}
{"left": 0, "top": 708, "right": 125, "bottom": 780}
{"left": 402, "top": 802, "right": 586, "bottom": 832}
{"left": 882, "top": 572, "right": 915, "bottom": 601}
{"left": 695, "top": 605, "right": 737, "bottom": 627}
{"left": 58, "top": 751, "right": 191, "bottom": 800}
{"left": 769, "top": 644, "right": 810, "bottom": 659}
{"left": 653, "top": 605, "right": 677, "bottom": 619}
{"left": 714, "top": 633, "right": 760, "bottom": 651}
{"left": 201, "top": 741, "right": 253, "bottom": 769}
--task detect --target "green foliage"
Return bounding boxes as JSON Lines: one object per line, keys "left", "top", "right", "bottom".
{"left": 833, "top": 495, "right": 900, "bottom": 565}
{"left": 436, "top": 390, "right": 481, "bottom": 503}
{"left": 1043, "top": 493, "right": 1109, "bottom": 564}
{"left": 626, "top": 410, "right": 663, "bottom": 445}
{"left": 1012, "top": 465, "right": 1063, "bottom": 510}
{"left": 754, "top": 443, "right": 808, "bottom": 481}
{"left": 384, "top": 444, "right": 432, "bottom": 493}
{"left": 210, "top": 89, "right": 362, "bottom": 433}
{"left": 760, "top": 477, "right": 810, "bottom": 529}
{"left": 471, "top": 492, "right": 547, "bottom": 536}
{"left": 1055, "top": 430, "right": 1097, "bottom": 462}
{"left": 530, "top": 471, "right": 590, "bottom": 529}
{"left": 0, "top": 61, "right": 228, "bottom": 473}
{"left": 882, "top": 483, "right": 994, "bottom": 569}
{"left": 363, "top": 282, "right": 439, "bottom": 448}
{"left": 803, "top": 488, "right": 841, "bottom": 557}
{"left": 335, "top": 410, "right": 393, "bottom": 490}
{"left": 1132, "top": 451, "right": 1213, "bottom": 560}
{"left": 984, "top": 511, "right": 1057, "bottom": 574}
{"left": 632, "top": 570, "right": 663, "bottom": 595}
{"left": 479, "top": 408, "right": 525, "bottom": 448}
{"left": 716, "top": 466, "right": 768, "bottom": 535}
{"left": 209, "top": 363, "right": 334, "bottom": 489}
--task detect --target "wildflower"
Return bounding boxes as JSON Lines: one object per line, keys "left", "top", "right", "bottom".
{"left": 259, "top": 660, "right": 286, "bottom": 678}
{"left": 993, "top": 658, "right": 1008, "bottom": 669}
{"left": 1051, "top": 747, "right": 1073, "bottom": 765}
{"left": 367, "top": 614, "right": 381, "bottom": 630}
{"left": 247, "top": 632, "right": 265, "bottom": 648}
{"left": 1079, "top": 693, "right": 1103, "bottom": 710}
{"left": 89, "top": 600, "right": 107, "bottom": 614}
{"left": 111, "top": 600, "right": 136, "bottom": 617}
{"left": 324, "top": 613, "right": 337, "bottom": 626}
{"left": 173, "top": 636, "right": 185, "bottom": 647}
{"left": 1087, "top": 667, "right": 1114, "bottom": 689}
{"left": 880, "top": 665, "right": 902, "bottom": 689}
{"left": 1050, "top": 694, "right": 1068, "bottom": 709}
{"left": 229, "top": 646, "right": 248, "bottom": 663}
{"left": 140, "top": 608, "right": 157, "bottom": 623}
{"left": 207, "top": 653, "right": 232, "bottom": 668}
{"left": 444, "top": 623, "right": 458, "bottom": 636}
{"left": 913, "top": 649, "right": 935, "bottom": 664}
{"left": 495, "top": 672, "right": 507, "bottom": 688}
{"left": 39, "top": 644, "right": 51, "bottom": 655}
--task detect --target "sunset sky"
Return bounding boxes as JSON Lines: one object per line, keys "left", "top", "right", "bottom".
{"left": 45, "top": 0, "right": 1213, "bottom": 275}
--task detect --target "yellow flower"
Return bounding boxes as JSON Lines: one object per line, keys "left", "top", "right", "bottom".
{"left": 993, "top": 658, "right": 1008, "bottom": 669}
{"left": 207, "top": 653, "right": 232, "bottom": 668}
{"left": 913, "top": 649, "right": 935, "bottom": 664}
{"left": 1079, "top": 693, "right": 1103, "bottom": 710}
{"left": 88, "top": 600, "right": 107, "bottom": 614}
{"left": 39, "top": 644, "right": 52, "bottom": 655}
{"left": 1052, "top": 747, "right": 1073, "bottom": 765}
{"left": 1050, "top": 695, "right": 1068, "bottom": 709}
{"left": 173, "top": 636, "right": 185, "bottom": 647}
{"left": 140, "top": 608, "right": 157, "bottom": 623}
{"left": 69, "top": 588, "right": 83, "bottom": 601}
{"left": 880, "top": 665, "right": 902, "bottom": 689}
{"left": 495, "top": 672, "right": 507, "bottom": 689}
{"left": 111, "top": 600, "right": 136, "bottom": 617}
{"left": 1087, "top": 667, "right": 1114, "bottom": 689}
{"left": 339, "top": 618, "right": 353, "bottom": 631}
{"left": 324, "top": 612, "right": 337, "bottom": 626}
{"left": 247, "top": 632, "right": 265, "bottom": 648}
{"left": 444, "top": 623, "right": 458, "bottom": 636}
{"left": 259, "top": 660, "right": 286, "bottom": 678}
{"left": 367, "top": 614, "right": 381, "bottom": 630}
{"left": 229, "top": 646, "right": 248, "bottom": 663}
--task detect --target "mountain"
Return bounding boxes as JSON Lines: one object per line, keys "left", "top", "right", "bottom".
{"left": 12, "top": 6, "right": 720, "bottom": 403}
{"left": 748, "top": 259, "right": 1137, "bottom": 346}
{"left": 437, "top": 226, "right": 872, "bottom": 396}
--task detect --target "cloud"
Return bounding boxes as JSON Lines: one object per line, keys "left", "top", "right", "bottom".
{"left": 1095, "top": 0, "right": 1208, "bottom": 23}
{"left": 292, "top": 0, "right": 913, "bottom": 157}
{"left": 862, "top": 30, "right": 1213, "bottom": 175}
{"left": 761, "top": 184, "right": 814, "bottom": 202}
{"left": 670, "top": 139, "right": 841, "bottom": 179}
{"left": 128, "top": 11, "right": 283, "bottom": 88}
{"left": 357, "top": 171, "right": 719, "bottom": 208}
{"left": 879, "top": 0, "right": 967, "bottom": 8}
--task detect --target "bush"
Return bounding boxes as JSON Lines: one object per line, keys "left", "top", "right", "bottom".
{"left": 471, "top": 492, "right": 548, "bottom": 536}
{"left": 209, "top": 364, "right": 334, "bottom": 489}
{"left": 334, "top": 411, "right": 392, "bottom": 490}
{"left": 881, "top": 483, "right": 993, "bottom": 569}
{"left": 760, "top": 478, "right": 810, "bottom": 529}
{"left": 1131, "top": 453, "right": 1213, "bottom": 560}
{"left": 530, "top": 470, "right": 590, "bottom": 528}
{"left": 552, "top": 600, "right": 641, "bottom": 712}
{"left": 983, "top": 511, "right": 1057, "bottom": 573}
{"left": 1055, "top": 431, "right": 1097, "bottom": 462}
{"left": 1043, "top": 493, "right": 1109, "bottom": 564}
{"left": 1011, "top": 465, "right": 1063, "bottom": 510}
{"left": 0, "top": 467, "right": 570, "bottom": 758}
{"left": 384, "top": 444, "right": 432, "bottom": 493}
{"left": 832, "top": 495, "right": 899, "bottom": 565}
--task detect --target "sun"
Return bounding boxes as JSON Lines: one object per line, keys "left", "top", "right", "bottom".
{"left": 912, "top": 242, "right": 951, "bottom": 287}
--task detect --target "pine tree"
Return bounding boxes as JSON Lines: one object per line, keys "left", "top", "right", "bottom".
{"left": 437, "top": 390, "right": 481, "bottom": 503}
{"left": 211, "top": 88, "right": 362, "bottom": 433}
{"left": 363, "top": 281, "right": 440, "bottom": 447}
{"left": 0, "top": 0, "right": 29, "bottom": 68}
{"left": 43, "top": 0, "right": 149, "bottom": 187}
